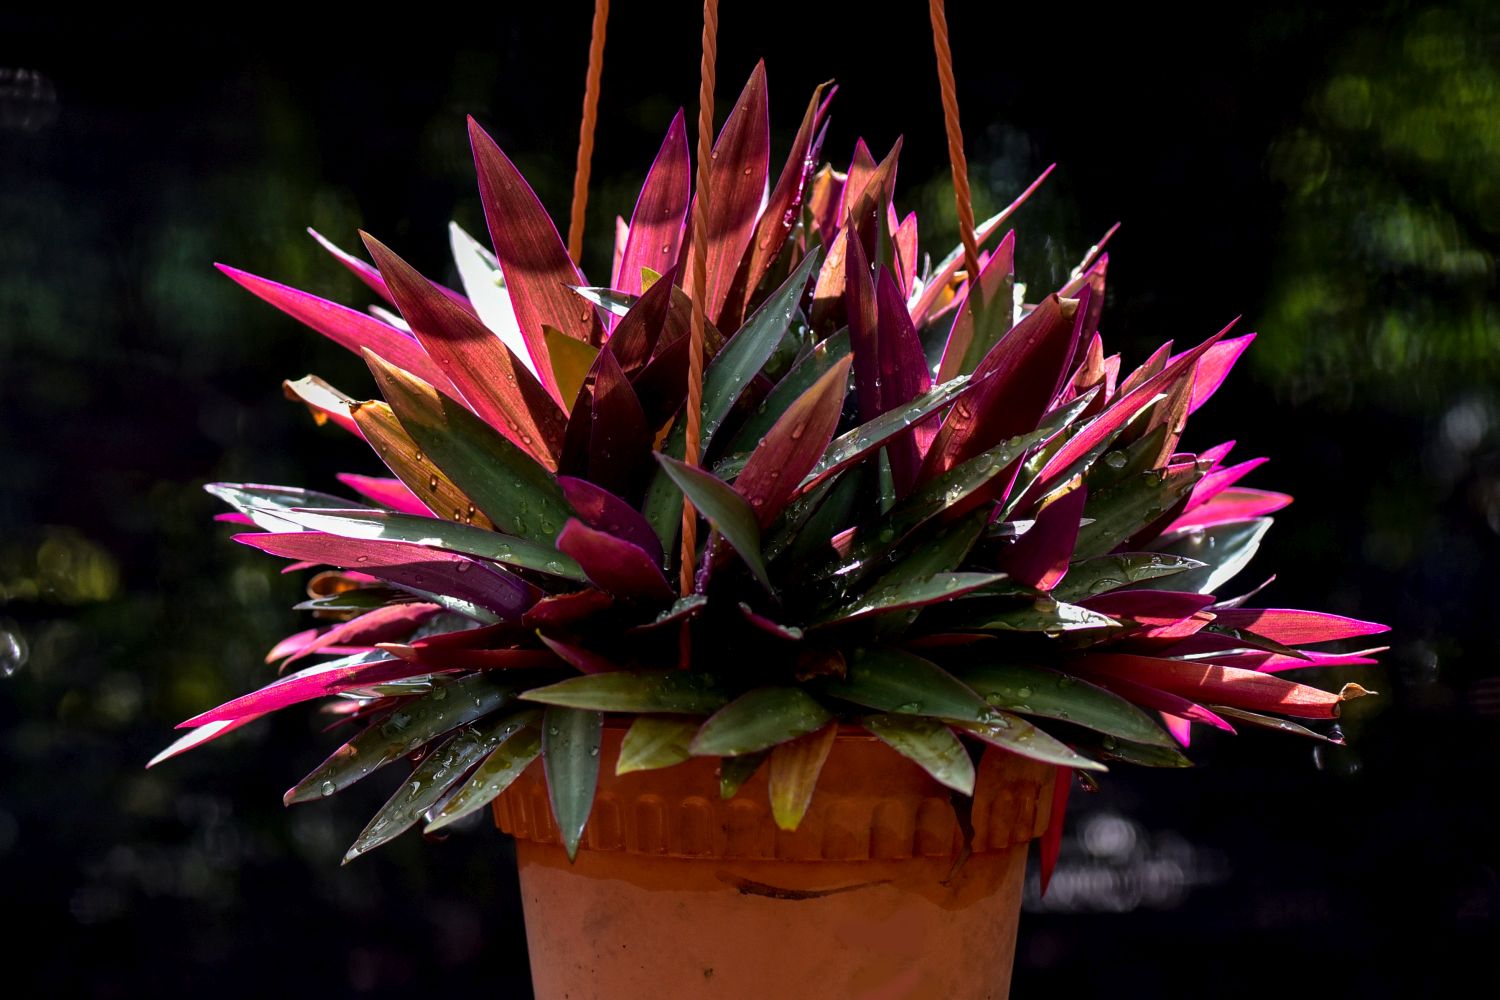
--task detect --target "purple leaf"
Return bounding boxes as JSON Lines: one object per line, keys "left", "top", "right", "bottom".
{"left": 523, "top": 588, "right": 615, "bottom": 629}
{"left": 558, "top": 476, "right": 663, "bottom": 564}
{"left": 736, "top": 355, "right": 853, "bottom": 526}
{"left": 618, "top": 111, "right": 691, "bottom": 296}
{"left": 680, "top": 62, "right": 770, "bottom": 327}
{"left": 335, "top": 474, "right": 429, "bottom": 516}
{"left": 216, "top": 265, "right": 457, "bottom": 397}
{"left": 737, "top": 602, "right": 805, "bottom": 641}
{"left": 936, "top": 230, "right": 1016, "bottom": 383}
{"left": 555, "top": 519, "right": 674, "bottom": 604}
{"left": 583, "top": 347, "right": 652, "bottom": 499}
{"left": 997, "top": 481, "right": 1086, "bottom": 591}
{"left": 468, "top": 116, "right": 601, "bottom": 394}
{"left": 720, "top": 81, "right": 835, "bottom": 326}
{"left": 236, "top": 532, "right": 536, "bottom": 618}
{"left": 607, "top": 264, "right": 677, "bottom": 373}
{"left": 362, "top": 234, "right": 567, "bottom": 468}
{"left": 920, "top": 292, "right": 1084, "bottom": 485}
{"left": 1209, "top": 608, "right": 1391, "bottom": 645}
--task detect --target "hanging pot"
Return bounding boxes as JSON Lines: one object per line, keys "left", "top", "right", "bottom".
{"left": 493, "top": 725, "right": 1055, "bottom": 999}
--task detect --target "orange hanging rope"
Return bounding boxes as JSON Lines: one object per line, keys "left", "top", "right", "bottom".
{"left": 566, "top": 0, "right": 610, "bottom": 266}
{"left": 928, "top": 0, "right": 981, "bottom": 285}
{"left": 679, "top": 0, "right": 719, "bottom": 595}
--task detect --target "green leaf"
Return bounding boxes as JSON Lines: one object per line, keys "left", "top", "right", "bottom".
{"left": 718, "top": 750, "right": 768, "bottom": 798}
{"left": 267, "top": 508, "right": 586, "bottom": 582}
{"left": 365, "top": 353, "right": 573, "bottom": 545}
{"left": 1208, "top": 705, "right": 1342, "bottom": 742}
{"left": 799, "top": 373, "right": 980, "bottom": 491}
{"left": 720, "top": 329, "right": 852, "bottom": 464}
{"left": 951, "top": 714, "right": 1107, "bottom": 771}
{"left": 815, "top": 573, "right": 1006, "bottom": 627}
{"left": 544, "top": 325, "right": 600, "bottom": 405}
{"left": 284, "top": 673, "right": 516, "bottom": 804}
{"left": 1083, "top": 734, "right": 1194, "bottom": 768}
{"left": 654, "top": 454, "right": 771, "bottom": 590}
{"left": 690, "top": 687, "right": 832, "bottom": 756}
{"left": 768, "top": 722, "right": 838, "bottom": 830}
{"left": 616, "top": 717, "right": 700, "bottom": 774}
{"left": 1072, "top": 464, "right": 1204, "bottom": 559}
{"left": 823, "top": 647, "right": 992, "bottom": 722}
{"left": 344, "top": 724, "right": 498, "bottom": 862}
{"left": 862, "top": 714, "right": 975, "bottom": 794}
{"left": 960, "top": 663, "right": 1174, "bottom": 748}
{"left": 1050, "top": 553, "right": 1206, "bottom": 602}
{"left": 206, "top": 482, "right": 370, "bottom": 533}
{"left": 522, "top": 671, "right": 729, "bottom": 714}
{"left": 954, "top": 598, "right": 1121, "bottom": 632}
{"left": 293, "top": 590, "right": 406, "bottom": 613}
{"left": 641, "top": 417, "right": 686, "bottom": 559}
{"left": 821, "top": 426, "right": 1053, "bottom": 580}
{"left": 701, "top": 249, "right": 823, "bottom": 445}
{"left": 1144, "top": 518, "right": 1272, "bottom": 594}
{"left": 542, "top": 706, "right": 603, "bottom": 861}
{"left": 424, "top": 712, "right": 544, "bottom": 833}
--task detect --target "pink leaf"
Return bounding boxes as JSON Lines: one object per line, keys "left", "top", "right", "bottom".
{"left": 283, "top": 602, "right": 442, "bottom": 667}
{"left": 1209, "top": 608, "right": 1390, "bottom": 645}
{"left": 1181, "top": 334, "right": 1256, "bottom": 414}
{"left": 335, "top": 474, "right": 429, "bottom": 516}
{"left": 1040, "top": 767, "right": 1071, "bottom": 896}
{"left": 1210, "top": 647, "right": 1389, "bottom": 674}
{"left": 179, "top": 655, "right": 430, "bottom": 728}
{"left": 537, "top": 634, "right": 617, "bottom": 675}
{"left": 1068, "top": 653, "right": 1372, "bottom": 719}
{"left": 936, "top": 230, "right": 1016, "bottom": 383}
{"left": 1166, "top": 488, "right": 1292, "bottom": 533}
{"left": 216, "top": 265, "right": 457, "bottom": 397}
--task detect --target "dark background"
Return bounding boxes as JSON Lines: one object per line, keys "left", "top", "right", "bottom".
{"left": 3, "top": 2, "right": 1497, "bottom": 996}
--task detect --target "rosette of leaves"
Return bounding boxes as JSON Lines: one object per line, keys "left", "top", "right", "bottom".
{"left": 160, "top": 65, "right": 1389, "bottom": 866}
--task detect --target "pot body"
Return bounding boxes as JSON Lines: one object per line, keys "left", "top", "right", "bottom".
{"left": 494, "top": 728, "right": 1054, "bottom": 1000}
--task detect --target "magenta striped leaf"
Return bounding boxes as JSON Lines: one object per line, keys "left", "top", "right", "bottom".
{"left": 216, "top": 265, "right": 457, "bottom": 397}
{"left": 1210, "top": 648, "right": 1389, "bottom": 674}
{"left": 1166, "top": 488, "right": 1292, "bottom": 532}
{"left": 180, "top": 654, "right": 430, "bottom": 728}
{"left": 308, "top": 228, "right": 395, "bottom": 305}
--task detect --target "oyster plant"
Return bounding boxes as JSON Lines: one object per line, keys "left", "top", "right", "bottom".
{"left": 160, "top": 65, "right": 1389, "bottom": 866}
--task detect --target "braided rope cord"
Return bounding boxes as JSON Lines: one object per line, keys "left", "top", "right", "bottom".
{"left": 928, "top": 0, "right": 981, "bottom": 284}
{"left": 566, "top": 0, "right": 610, "bottom": 269}
{"left": 679, "top": 0, "right": 719, "bottom": 595}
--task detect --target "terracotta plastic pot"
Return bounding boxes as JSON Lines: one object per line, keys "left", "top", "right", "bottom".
{"left": 493, "top": 726, "right": 1055, "bottom": 1000}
